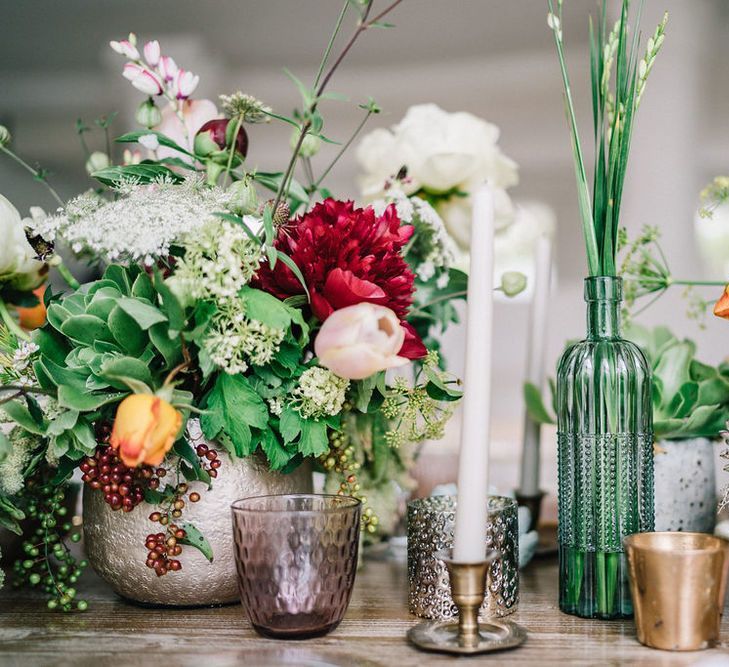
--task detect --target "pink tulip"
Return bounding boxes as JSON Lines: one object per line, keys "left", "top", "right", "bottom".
{"left": 110, "top": 39, "right": 139, "bottom": 60}
{"left": 143, "top": 40, "right": 161, "bottom": 67}
{"left": 154, "top": 98, "right": 219, "bottom": 159}
{"left": 174, "top": 69, "right": 199, "bottom": 100}
{"left": 314, "top": 303, "right": 409, "bottom": 380}
{"left": 158, "top": 56, "right": 178, "bottom": 82}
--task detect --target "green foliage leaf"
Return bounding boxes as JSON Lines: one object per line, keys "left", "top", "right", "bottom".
{"left": 117, "top": 297, "right": 168, "bottom": 330}
{"left": 98, "top": 356, "right": 154, "bottom": 390}
{"left": 174, "top": 440, "right": 212, "bottom": 487}
{"left": 280, "top": 406, "right": 302, "bottom": 444}
{"left": 201, "top": 374, "right": 267, "bottom": 456}
{"left": 148, "top": 322, "right": 183, "bottom": 369}
{"left": 61, "top": 314, "right": 115, "bottom": 346}
{"left": 353, "top": 374, "right": 379, "bottom": 413}
{"left": 32, "top": 327, "right": 70, "bottom": 366}
{"left": 107, "top": 305, "right": 148, "bottom": 357}
{"left": 179, "top": 521, "right": 214, "bottom": 562}
{"left": 153, "top": 269, "right": 186, "bottom": 331}
{"left": 0, "top": 430, "right": 11, "bottom": 463}
{"left": 299, "top": 419, "right": 329, "bottom": 457}
{"left": 103, "top": 265, "right": 133, "bottom": 295}
{"left": 92, "top": 164, "right": 183, "bottom": 187}
{"left": 253, "top": 171, "right": 309, "bottom": 205}
{"left": 115, "top": 130, "right": 196, "bottom": 158}
{"left": 524, "top": 382, "right": 556, "bottom": 425}
{"left": 0, "top": 400, "right": 47, "bottom": 435}
{"left": 259, "top": 428, "right": 292, "bottom": 469}
{"left": 57, "top": 385, "right": 124, "bottom": 411}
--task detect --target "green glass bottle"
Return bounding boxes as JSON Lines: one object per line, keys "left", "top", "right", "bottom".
{"left": 557, "top": 276, "right": 654, "bottom": 619}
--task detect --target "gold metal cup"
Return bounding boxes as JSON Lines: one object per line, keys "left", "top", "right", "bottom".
{"left": 624, "top": 532, "right": 729, "bottom": 651}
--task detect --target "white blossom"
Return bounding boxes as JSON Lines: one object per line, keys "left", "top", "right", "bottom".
{"left": 172, "top": 219, "right": 263, "bottom": 302}
{"left": 36, "top": 178, "right": 229, "bottom": 265}
{"left": 0, "top": 427, "right": 35, "bottom": 496}
{"left": 292, "top": 367, "right": 349, "bottom": 420}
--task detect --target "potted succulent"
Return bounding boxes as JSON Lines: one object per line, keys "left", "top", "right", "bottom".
{"left": 626, "top": 324, "right": 727, "bottom": 533}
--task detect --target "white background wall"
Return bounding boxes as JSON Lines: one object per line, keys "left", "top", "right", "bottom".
{"left": 2, "top": 0, "right": 728, "bottom": 516}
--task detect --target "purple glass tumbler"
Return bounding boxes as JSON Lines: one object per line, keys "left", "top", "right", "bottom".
{"left": 231, "top": 493, "right": 361, "bottom": 638}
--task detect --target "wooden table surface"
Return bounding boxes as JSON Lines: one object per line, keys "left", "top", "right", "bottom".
{"left": 1, "top": 552, "right": 728, "bottom": 667}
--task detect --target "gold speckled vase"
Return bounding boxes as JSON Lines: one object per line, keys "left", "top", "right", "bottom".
{"left": 82, "top": 422, "right": 313, "bottom": 606}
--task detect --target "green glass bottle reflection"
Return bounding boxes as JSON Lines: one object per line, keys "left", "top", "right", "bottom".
{"left": 556, "top": 277, "right": 654, "bottom": 619}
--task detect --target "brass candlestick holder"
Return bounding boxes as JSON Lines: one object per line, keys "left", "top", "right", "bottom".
{"left": 407, "top": 549, "right": 527, "bottom": 655}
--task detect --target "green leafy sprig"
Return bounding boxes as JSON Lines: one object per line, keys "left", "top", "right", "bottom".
{"left": 548, "top": 0, "right": 668, "bottom": 276}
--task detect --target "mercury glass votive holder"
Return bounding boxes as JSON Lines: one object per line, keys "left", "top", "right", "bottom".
{"left": 407, "top": 495, "right": 519, "bottom": 619}
{"left": 231, "top": 493, "right": 361, "bottom": 639}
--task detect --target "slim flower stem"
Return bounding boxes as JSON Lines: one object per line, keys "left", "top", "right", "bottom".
{"left": 55, "top": 260, "right": 81, "bottom": 290}
{"left": 0, "top": 146, "right": 64, "bottom": 208}
{"left": 0, "top": 298, "right": 30, "bottom": 342}
{"left": 409, "top": 290, "right": 468, "bottom": 315}
{"left": 314, "top": 109, "right": 374, "bottom": 190}
{"left": 671, "top": 279, "right": 725, "bottom": 287}
{"left": 313, "top": 0, "right": 350, "bottom": 90}
{"left": 223, "top": 115, "right": 244, "bottom": 187}
{"left": 272, "top": 0, "right": 403, "bottom": 213}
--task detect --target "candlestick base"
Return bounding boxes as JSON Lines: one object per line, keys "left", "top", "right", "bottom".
{"left": 407, "top": 549, "right": 527, "bottom": 655}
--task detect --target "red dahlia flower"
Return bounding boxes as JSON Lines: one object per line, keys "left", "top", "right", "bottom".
{"left": 255, "top": 198, "right": 426, "bottom": 359}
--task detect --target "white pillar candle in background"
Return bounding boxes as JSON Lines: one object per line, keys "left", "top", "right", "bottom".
{"left": 452, "top": 184, "right": 494, "bottom": 563}
{"left": 518, "top": 235, "right": 552, "bottom": 497}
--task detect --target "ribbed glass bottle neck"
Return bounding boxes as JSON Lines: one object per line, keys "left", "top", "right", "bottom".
{"left": 584, "top": 277, "right": 622, "bottom": 340}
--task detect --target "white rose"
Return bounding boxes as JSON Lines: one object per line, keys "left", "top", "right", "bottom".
{"left": 0, "top": 195, "right": 45, "bottom": 292}
{"left": 355, "top": 128, "right": 404, "bottom": 198}
{"left": 357, "top": 103, "right": 519, "bottom": 197}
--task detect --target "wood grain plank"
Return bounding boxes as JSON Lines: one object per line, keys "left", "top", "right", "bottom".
{"left": 0, "top": 556, "right": 727, "bottom": 666}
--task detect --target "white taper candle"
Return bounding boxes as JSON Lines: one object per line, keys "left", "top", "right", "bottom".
{"left": 518, "top": 235, "right": 552, "bottom": 497}
{"left": 452, "top": 184, "right": 494, "bottom": 563}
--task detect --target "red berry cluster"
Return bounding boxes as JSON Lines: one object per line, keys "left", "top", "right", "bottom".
{"left": 145, "top": 526, "right": 185, "bottom": 577}
{"left": 196, "top": 444, "right": 221, "bottom": 477}
{"left": 79, "top": 445, "right": 162, "bottom": 513}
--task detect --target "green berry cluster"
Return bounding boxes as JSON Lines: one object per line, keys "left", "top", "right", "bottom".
{"left": 319, "top": 429, "right": 379, "bottom": 534}
{"left": 12, "top": 474, "right": 88, "bottom": 612}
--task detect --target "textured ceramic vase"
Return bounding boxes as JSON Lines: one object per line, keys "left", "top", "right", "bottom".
{"left": 83, "top": 425, "right": 312, "bottom": 606}
{"left": 654, "top": 438, "right": 716, "bottom": 533}
{"left": 556, "top": 276, "right": 654, "bottom": 619}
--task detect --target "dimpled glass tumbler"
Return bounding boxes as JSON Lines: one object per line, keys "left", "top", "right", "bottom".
{"left": 231, "top": 493, "right": 361, "bottom": 638}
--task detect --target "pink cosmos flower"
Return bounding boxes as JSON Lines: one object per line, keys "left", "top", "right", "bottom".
{"left": 122, "top": 63, "right": 163, "bottom": 96}
{"left": 143, "top": 40, "right": 161, "bottom": 67}
{"left": 110, "top": 39, "right": 139, "bottom": 60}
{"left": 173, "top": 69, "right": 200, "bottom": 100}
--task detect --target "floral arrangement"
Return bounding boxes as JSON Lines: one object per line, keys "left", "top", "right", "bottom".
{"left": 0, "top": 2, "right": 528, "bottom": 611}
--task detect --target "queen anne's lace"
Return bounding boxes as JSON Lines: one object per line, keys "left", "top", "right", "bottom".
{"left": 32, "top": 179, "right": 229, "bottom": 265}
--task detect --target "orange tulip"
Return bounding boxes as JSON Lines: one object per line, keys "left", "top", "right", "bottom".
{"left": 714, "top": 284, "right": 729, "bottom": 319}
{"left": 16, "top": 285, "right": 47, "bottom": 330}
{"left": 110, "top": 394, "right": 182, "bottom": 468}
